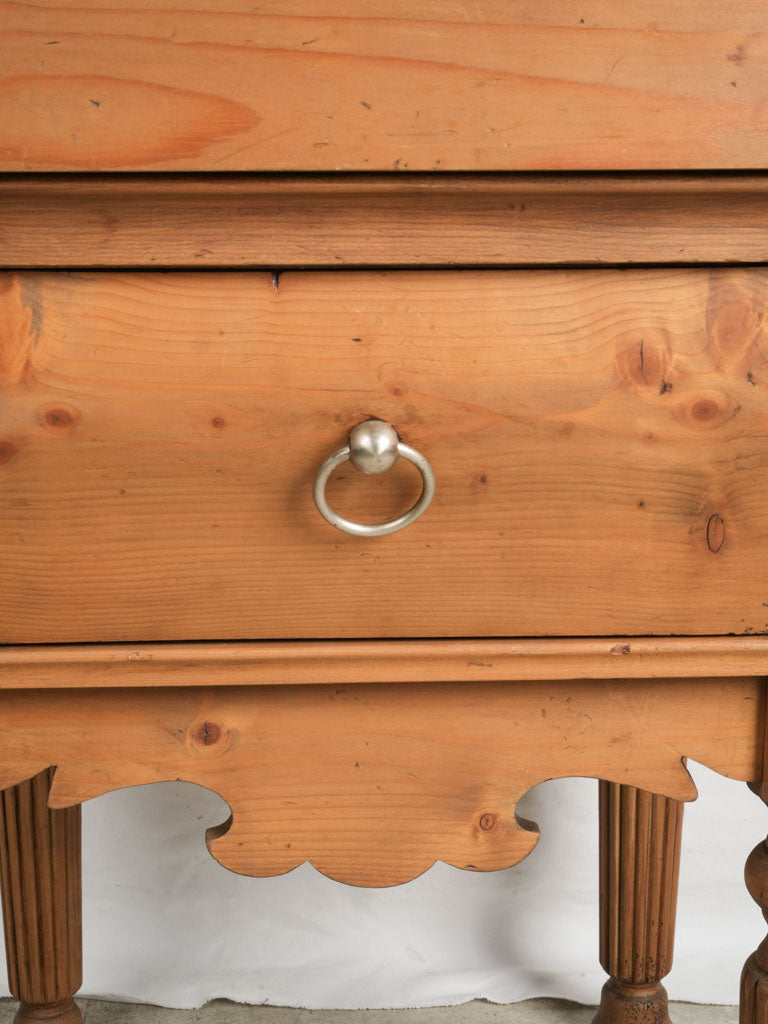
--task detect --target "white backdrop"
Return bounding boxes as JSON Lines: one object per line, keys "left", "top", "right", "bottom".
{"left": 0, "top": 762, "right": 763, "bottom": 1009}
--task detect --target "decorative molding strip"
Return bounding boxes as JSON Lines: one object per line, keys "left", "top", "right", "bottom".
{"left": 0, "top": 678, "right": 760, "bottom": 887}
{"left": 2, "top": 174, "right": 768, "bottom": 268}
{"left": 1, "top": 636, "right": 767, "bottom": 689}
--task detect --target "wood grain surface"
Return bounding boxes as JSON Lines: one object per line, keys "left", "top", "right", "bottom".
{"left": 4, "top": 268, "right": 768, "bottom": 642}
{"left": 4, "top": 174, "right": 768, "bottom": 268}
{"left": 0, "top": 678, "right": 761, "bottom": 887}
{"left": 2, "top": 2, "right": 768, "bottom": 171}
{"left": 2, "top": 638, "right": 768, "bottom": 689}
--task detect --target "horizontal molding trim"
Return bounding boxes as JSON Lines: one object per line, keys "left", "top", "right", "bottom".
{"left": 3, "top": 174, "right": 768, "bottom": 268}
{"left": 1, "top": 636, "right": 767, "bottom": 689}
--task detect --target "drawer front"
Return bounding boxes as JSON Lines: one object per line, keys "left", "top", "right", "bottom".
{"left": 1, "top": 268, "right": 766, "bottom": 643}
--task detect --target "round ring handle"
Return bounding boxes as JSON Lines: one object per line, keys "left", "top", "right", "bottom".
{"left": 313, "top": 420, "right": 435, "bottom": 537}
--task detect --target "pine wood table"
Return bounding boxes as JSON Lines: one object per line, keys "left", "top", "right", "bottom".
{"left": 3, "top": 6, "right": 768, "bottom": 1024}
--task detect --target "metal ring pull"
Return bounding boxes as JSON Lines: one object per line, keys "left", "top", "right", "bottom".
{"left": 313, "top": 420, "right": 435, "bottom": 537}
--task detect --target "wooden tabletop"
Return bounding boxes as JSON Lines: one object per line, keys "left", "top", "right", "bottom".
{"left": 3, "top": 1, "right": 768, "bottom": 172}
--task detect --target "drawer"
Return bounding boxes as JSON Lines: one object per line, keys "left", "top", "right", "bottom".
{"left": 1, "top": 267, "right": 767, "bottom": 643}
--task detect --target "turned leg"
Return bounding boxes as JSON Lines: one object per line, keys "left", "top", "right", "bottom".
{"left": 594, "top": 782, "right": 684, "bottom": 1024}
{"left": 740, "top": 780, "right": 768, "bottom": 1023}
{"left": 0, "top": 769, "right": 82, "bottom": 1024}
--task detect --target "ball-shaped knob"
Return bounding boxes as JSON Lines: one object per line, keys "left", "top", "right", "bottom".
{"left": 314, "top": 419, "right": 435, "bottom": 535}
{"left": 349, "top": 420, "right": 399, "bottom": 475}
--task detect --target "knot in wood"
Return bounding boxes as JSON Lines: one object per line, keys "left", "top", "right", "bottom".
{"left": 0, "top": 441, "right": 17, "bottom": 465}
{"left": 39, "top": 403, "right": 81, "bottom": 431}
{"left": 706, "top": 513, "right": 726, "bottom": 554}
{"left": 187, "top": 719, "right": 230, "bottom": 754}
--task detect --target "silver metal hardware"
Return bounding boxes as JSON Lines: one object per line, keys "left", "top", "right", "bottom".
{"left": 313, "top": 420, "right": 435, "bottom": 537}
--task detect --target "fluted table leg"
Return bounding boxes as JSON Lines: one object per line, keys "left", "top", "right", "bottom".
{"left": 0, "top": 769, "right": 82, "bottom": 1024}
{"left": 593, "top": 782, "right": 684, "bottom": 1024}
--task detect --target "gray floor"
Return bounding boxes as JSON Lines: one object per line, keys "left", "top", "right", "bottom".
{"left": 0, "top": 998, "right": 738, "bottom": 1024}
